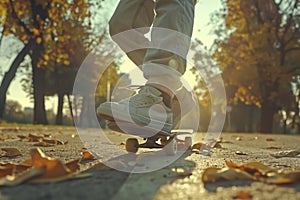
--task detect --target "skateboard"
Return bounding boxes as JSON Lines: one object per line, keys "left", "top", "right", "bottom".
{"left": 107, "top": 121, "right": 193, "bottom": 155}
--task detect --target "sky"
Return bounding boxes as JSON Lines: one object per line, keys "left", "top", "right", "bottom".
{"left": 1, "top": 0, "right": 223, "bottom": 111}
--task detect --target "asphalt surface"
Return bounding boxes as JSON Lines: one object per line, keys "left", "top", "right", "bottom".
{"left": 0, "top": 126, "right": 300, "bottom": 200}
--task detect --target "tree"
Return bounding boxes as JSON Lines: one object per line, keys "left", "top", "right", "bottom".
{"left": 212, "top": 0, "right": 300, "bottom": 133}
{"left": 0, "top": 0, "right": 98, "bottom": 124}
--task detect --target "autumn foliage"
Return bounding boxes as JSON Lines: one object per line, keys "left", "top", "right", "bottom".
{"left": 213, "top": 0, "right": 300, "bottom": 133}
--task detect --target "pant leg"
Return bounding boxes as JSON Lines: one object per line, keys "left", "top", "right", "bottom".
{"left": 143, "top": 0, "right": 195, "bottom": 92}
{"left": 109, "top": 0, "right": 155, "bottom": 67}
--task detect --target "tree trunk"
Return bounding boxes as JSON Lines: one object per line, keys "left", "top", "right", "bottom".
{"left": 0, "top": 39, "right": 35, "bottom": 118}
{"left": 56, "top": 93, "right": 64, "bottom": 125}
{"left": 283, "top": 118, "right": 287, "bottom": 134}
{"left": 260, "top": 101, "right": 276, "bottom": 133}
{"left": 67, "top": 94, "right": 74, "bottom": 125}
{"left": 32, "top": 45, "right": 48, "bottom": 124}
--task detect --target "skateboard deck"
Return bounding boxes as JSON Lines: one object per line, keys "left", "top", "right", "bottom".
{"left": 107, "top": 121, "right": 192, "bottom": 154}
{"left": 107, "top": 120, "right": 173, "bottom": 138}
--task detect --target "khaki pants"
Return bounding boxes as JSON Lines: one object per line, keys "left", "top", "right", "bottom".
{"left": 109, "top": 0, "right": 195, "bottom": 91}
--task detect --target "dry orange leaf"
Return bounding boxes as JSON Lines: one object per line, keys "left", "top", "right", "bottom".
{"left": 203, "top": 161, "right": 300, "bottom": 185}
{"left": 233, "top": 191, "right": 252, "bottom": 199}
{"left": 0, "top": 166, "right": 15, "bottom": 178}
{"left": 0, "top": 148, "right": 90, "bottom": 186}
{"left": 42, "top": 139, "right": 67, "bottom": 145}
{"left": 65, "top": 159, "right": 81, "bottom": 173}
{"left": 81, "top": 151, "right": 95, "bottom": 160}
{"left": 270, "top": 149, "right": 300, "bottom": 158}
{"left": 1, "top": 148, "right": 22, "bottom": 158}
{"left": 0, "top": 162, "right": 31, "bottom": 172}
{"left": 30, "top": 148, "right": 74, "bottom": 180}
{"left": 43, "top": 134, "right": 51, "bottom": 138}
{"left": 28, "top": 134, "right": 43, "bottom": 142}
{"left": 0, "top": 167, "right": 45, "bottom": 186}
{"left": 191, "top": 142, "right": 221, "bottom": 150}
{"left": 266, "top": 138, "right": 275, "bottom": 142}
{"left": 202, "top": 167, "right": 255, "bottom": 183}
{"left": 264, "top": 146, "right": 281, "bottom": 150}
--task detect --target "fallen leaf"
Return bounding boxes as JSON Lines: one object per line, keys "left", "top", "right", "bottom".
{"left": 0, "top": 148, "right": 90, "bottom": 186}
{"left": 0, "top": 167, "right": 44, "bottom": 186}
{"left": 264, "top": 146, "right": 281, "bottom": 150}
{"left": 81, "top": 151, "right": 95, "bottom": 160}
{"left": 266, "top": 138, "right": 275, "bottom": 142}
{"left": 233, "top": 191, "right": 253, "bottom": 199}
{"left": 0, "top": 166, "right": 15, "bottom": 178}
{"left": 17, "top": 135, "right": 27, "bottom": 140}
{"left": 270, "top": 149, "right": 300, "bottom": 158}
{"left": 226, "top": 161, "right": 276, "bottom": 175}
{"left": 1, "top": 148, "right": 22, "bottom": 158}
{"left": 65, "top": 159, "right": 81, "bottom": 173}
{"left": 202, "top": 167, "right": 255, "bottom": 183}
{"left": 33, "top": 142, "right": 54, "bottom": 147}
{"left": 191, "top": 142, "right": 205, "bottom": 150}
{"left": 192, "top": 142, "right": 221, "bottom": 150}
{"left": 42, "top": 139, "right": 67, "bottom": 145}
{"left": 203, "top": 161, "right": 300, "bottom": 185}
{"left": 43, "top": 134, "right": 51, "bottom": 138}
{"left": 267, "top": 170, "right": 300, "bottom": 184}
{"left": 28, "top": 134, "right": 43, "bottom": 142}
{"left": 214, "top": 142, "right": 222, "bottom": 148}
{"left": 0, "top": 162, "right": 31, "bottom": 172}
{"left": 30, "top": 148, "right": 74, "bottom": 180}
{"left": 235, "top": 151, "right": 248, "bottom": 155}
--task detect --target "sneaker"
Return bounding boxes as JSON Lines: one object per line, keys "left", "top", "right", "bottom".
{"left": 97, "top": 85, "right": 173, "bottom": 132}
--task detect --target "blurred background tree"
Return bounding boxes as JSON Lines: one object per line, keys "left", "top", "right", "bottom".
{"left": 0, "top": 0, "right": 121, "bottom": 125}
{"left": 212, "top": 0, "right": 300, "bottom": 133}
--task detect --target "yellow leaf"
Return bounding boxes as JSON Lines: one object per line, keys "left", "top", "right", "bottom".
{"left": 44, "top": 54, "right": 49, "bottom": 61}
{"left": 32, "top": 28, "right": 39, "bottom": 36}
{"left": 63, "top": 60, "right": 70, "bottom": 65}
{"left": 36, "top": 37, "right": 42, "bottom": 44}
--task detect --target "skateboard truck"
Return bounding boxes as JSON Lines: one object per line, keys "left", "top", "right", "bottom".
{"left": 107, "top": 121, "right": 193, "bottom": 155}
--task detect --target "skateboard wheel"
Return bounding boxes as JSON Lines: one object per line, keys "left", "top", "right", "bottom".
{"left": 184, "top": 136, "right": 192, "bottom": 148}
{"left": 165, "top": 139, "right": 177, "bottom": 155}
{"left": 125, "top": 138, "right": 139, "bottom": 153}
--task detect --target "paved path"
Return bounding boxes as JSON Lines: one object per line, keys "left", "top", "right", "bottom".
{"left": 0, "top": 126, "right": 300, "bottom": 200}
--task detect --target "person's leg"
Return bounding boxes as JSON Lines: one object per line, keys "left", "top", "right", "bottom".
{"left": 109, "top": 0, "right": 155, "bottom": 67}
{"left": 143, "top": 0, "right": 196, "bottom": 125}
{"left": 143, "top": 0, "right": 195, "bottom": 94}
{"left": 98, "top": 0, "right": 196, "bottom": 131}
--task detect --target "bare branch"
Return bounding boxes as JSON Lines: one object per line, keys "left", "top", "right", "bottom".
{"left": 286, "top": 46, "right": 300, "bottom": 53}
{"left": 0, "top": 23, "right": 6, "bottom": 47}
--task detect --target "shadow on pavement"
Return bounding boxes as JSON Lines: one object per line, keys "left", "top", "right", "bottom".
{"left": 1, "top": 150, "right": 196, "bottom": 200}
